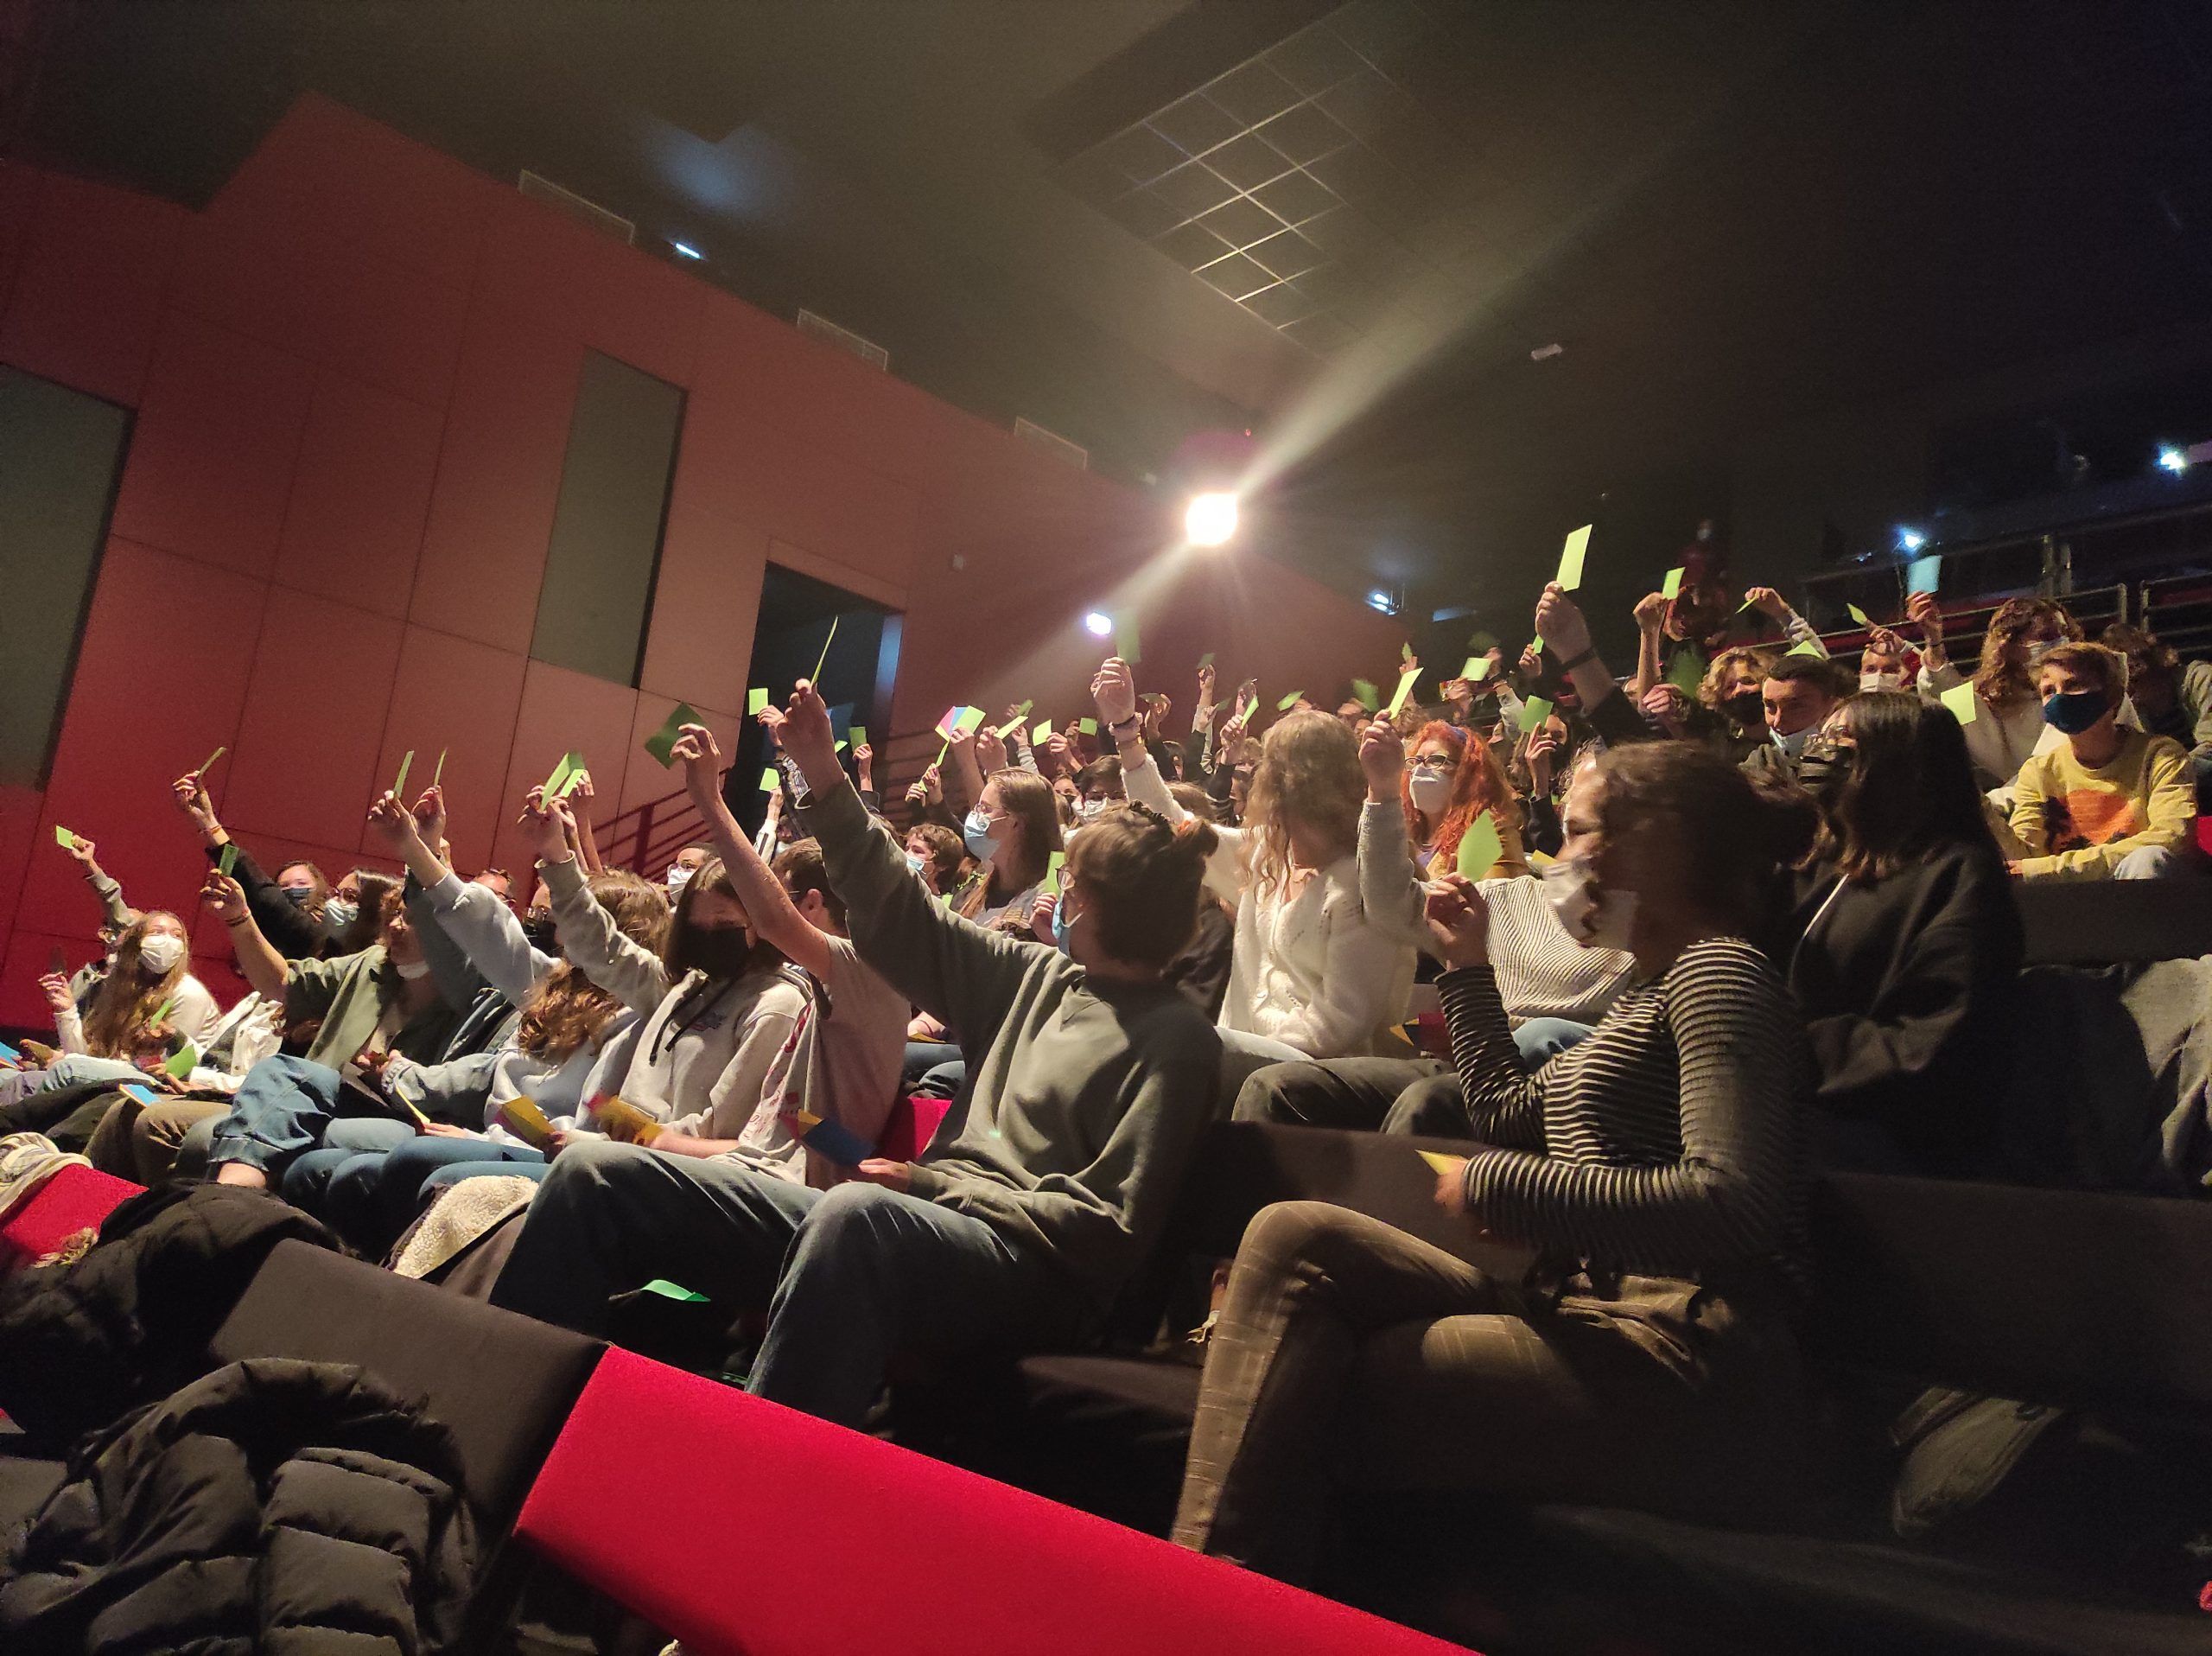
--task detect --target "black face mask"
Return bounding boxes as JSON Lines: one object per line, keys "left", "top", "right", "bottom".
{"left": 520, "top": 913, "right": 558, "bottom": 954}
{"left": 1723, "top": 689, "right": 1764, "bottom": 728}
{"left": 1797, "top": 743, "right": 1854, "bottom": 806}
{"left": 677, "top": 923, "right": 756, "bottom": 981}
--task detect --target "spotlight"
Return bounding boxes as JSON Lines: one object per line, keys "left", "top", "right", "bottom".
{"left": 2158, "top": 445, "right": 2190, "bottom": 475}
{"left": 1184, "top": 491, "right": 1239, "bottom": 547}
{"left": 671, "top": 240, "right": 704, "bottom": 260}
{"left": 1897, "top": 528, "right": 1927, "bottom": 552}
{"left": 1083, "top": 611, "right": 1114, "bottom": 638}
{"left": 1366, "top": 589, "right": 1398, "bottom": 615}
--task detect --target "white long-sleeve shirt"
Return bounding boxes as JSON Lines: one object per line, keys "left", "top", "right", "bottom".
{"left": 1122, "top": 748, "right": 1414, "bottom": 1057}
{"left": 55, "top": 972, "right": 219, "bottom": 1056}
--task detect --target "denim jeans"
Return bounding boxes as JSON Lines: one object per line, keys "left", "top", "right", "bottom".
{"left": 490, "top": 1139, "right": 1074, "bottom": 1429}
{"left": 207, "top": 1054, "right": 351, "bottom": 1176}
{"left": 327, "top": 1134, "right": 547, "bottom": 1256}
{"left": 1230, "top": 1020, "right": 1596, "bottom": 1139}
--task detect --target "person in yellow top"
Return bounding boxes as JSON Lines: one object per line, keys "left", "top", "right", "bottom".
{"left": 2009, "top": 642, "right": 2197, "bottom": 881}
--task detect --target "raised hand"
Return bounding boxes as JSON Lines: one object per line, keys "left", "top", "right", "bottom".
{"left": 1640, "top": 684, "right": 1690, "bottom": 737}
{"left": 1745, "top": 586, "right": 1789, "bottom": 621}
{"left": 1634, "top": 591, "right": 1668, "bottom": 634}
{"left": 1357, "top": 716, "right": 1403, "bottom": 799}
{"left": 38, "top": 972, "right": 73, "bottom": 1016}
{"left": 671, "top": 723, "right": 721, "bottom": 801}
{"left": 1867, "top": 623, "right": 1912, "bottom": 660}
{"left": 1090, "top": 656, "right": 1138, "bottom": 729}
{"left": 975, "top": 729, "right": 1007, "bottom": 774}
{"left": 566, "top": 768, "right": 595, "bottom": 808}
{"left": 779, "top": 680, "right": 842, "bottom": 796}
{"left": 1196, "top": 662, "right": 1216, "bottom": 704}
{"left": 1030, "top": 889, "right": 1058, "bottom": 945}
{"left": 410, "top": 784, "right": 448, "bottom": 851}
{"left": 171, "top": 773, "right": 221, "bottom": 838}
{"left": 758, "top": 705, "right": 786, "bottom": 749}
{"left": 60, "top": 831, "right": 97, "bottom": 868}
{"left": 516, "top": 787, "right": 572, "bottom": 864}
{"left": 1525, "top": 723, "right": 1563, "bottom": 796}
{"left": 365, "top": 789, "right": 417, "bottom": 854}
{"left": 200, "top": 868, "right": 249, "bottom": 926}
{"left": 1905, "top": 591, "right": 1946, "bottom": 654}
{"left": 1534, "top": 582, "right": 1592, "bottom": 663}
{"left": 1421, "top": 873, "right": 1491, "bottom": 971}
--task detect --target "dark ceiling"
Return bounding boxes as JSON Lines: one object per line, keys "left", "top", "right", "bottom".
{"left": 16, "top": 0, "right": 2212, "bottom": 621}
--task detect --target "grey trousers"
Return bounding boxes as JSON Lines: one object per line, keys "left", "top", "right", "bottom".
{"left": 487, "top": 1139, "right": 1077, "bottom": 1428}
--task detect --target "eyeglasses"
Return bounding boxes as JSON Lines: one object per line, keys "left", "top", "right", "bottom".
{"left": 1409, "top": 755, "right": 1459, "bottom": 774}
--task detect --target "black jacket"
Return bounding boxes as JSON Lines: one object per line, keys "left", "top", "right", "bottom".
{"left": 1780, "top": 842, "right": 2024, "bottom": 1175}
{"left": 0, "top": 1183, "right": 338, "bottom": 1444}
{"left": 2, "top": 1357, "right": 478, "bottom": 1654}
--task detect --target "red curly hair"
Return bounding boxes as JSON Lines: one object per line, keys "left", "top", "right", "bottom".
{"left": 1400, "top": 721, "right": 1520, "bottom": 867}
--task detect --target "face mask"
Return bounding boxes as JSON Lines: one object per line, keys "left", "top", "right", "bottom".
{"left": 1076, "top": 798, "right": 1110, "bottom": 823}
{"left": 2042, "top": 688, "right": 2108, "bottom": 736}
{"left": 392, "top": 956, "right": 431, "bottom": 981}
{"left": 680, "top": 923, "right": 756, "bottom": 981}
{"left": 1543, "top": 857, "right": 1639, "bottom": 952}
{"left": 1796, "top": 744, "right": 1854, "bottom": 806}
{"left": 2025, "top": 639, "right": 2061, "bottom": 670}
{"left": 1723, "top": 689, "right": 1764, "bottom": 727}
{"left": 1408, "top": 771, "right": 1452, "bottom": 816}
{"left": 904, "top": 850, "right": 926, "bottom": 875}
{"left": 280, "top": 883, "right": 314, "bottom": 908}
{"left": 137, "top": 933, "right": 185, "bottom": 976}
{"left": 1771, "top": 723, "right": 1815, "bottom": 760}
{"left": 1051, "top": 895, "right": 1077, "bottom": 955}
{"left": 963, "top": 809, "right": 1003, "bottom": 862}
{"left": 1859, "top": 671, "right": 1902, "bottom": 694}
{"left": 322, "top": 898, "right": 359, "bottom": 937}
{"left": 665, "top": 865, "right": 695, "bottom": 895}
{"left": 520, "top": 913, "right": 558, "bottom": 953}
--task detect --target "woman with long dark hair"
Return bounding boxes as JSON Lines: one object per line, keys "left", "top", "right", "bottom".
{"left": 1786, "top": 691, "right": 2022, "bottom": 1174}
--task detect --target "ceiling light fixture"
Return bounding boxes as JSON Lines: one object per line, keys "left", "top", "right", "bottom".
{"left": 2158, "top": 445, "right": 2190, "bottom": 475}
{"left": 671, "top": 240, "right": 704, "bottom": 260}
{"left": 1897, "top": 528, "right": 1928, "bottom": 552}
{"left": 1083, "top": 611, "right": 1114, "bottom": 638}
{"left": 1184, "top": 491, "right": 1240, "bottom": 547}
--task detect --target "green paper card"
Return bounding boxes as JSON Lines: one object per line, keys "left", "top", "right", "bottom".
{"left": 1077, "top": 717, "right": 1098, "bottom": 736}
{"left": 1556, "top": 524, "right": 1592, "bottom": 590}
{"left": 810, "top": 615, "right": 840, "bottom": 685}
{"left": 1665, "top": 648, "right": 1706, "bottom": 694}
{"left": 1012, "top": 698, "right": 1034, "bottom": 717}
{"left": 1114, "top": 619, "right": 1141, "bottom": 665}
{"left": 1455, "top": 811, "right": 1503, "bottom": 879}
{"left": 1033, "top": 721, "right": 1053, "bottom": 747}
{"left": 851, "top": 725, "right": 868, "bottom": 748}
{"left": 1198, "top": 652, "right": 1216, "bottom": 670}
{"left": 433, "top": 748, "right": 447, "bottom": 787}
{"left": 199, "top": 745, "right": 226, "bottom": 776}
{"left": 1661, "top": 566, "right": 1684, "bottom": 600}
{"left": 1043, "top": 850, "right": 1065, "bottom": 896}
{"left": 1351, "top": 678, "right": 1380, "bottom": 712}
{"left": 835, "top": 740, "right": 848, "bottom": 754}
{"left": 1465, "top": 629, "right": 1499, "bottom": 655}
{"left": 1847, "top": 602, "right": 1872, "bottom": 627}
{"left": 393, "top": 749, "right": 414, "bottom": 799}
{"left": 1530, "top": 634, "right": 1546, "bottom": 658}
{"left": 1384, "top": 662, "right": 1423, "bottom": 717}
{"left": 954, "top": 705, "right": 988, "bottom": 734}
{"left": 149, "top": 997, "right": 176, "bottom": 1029}
{"left": 1518, "top": 695, "right": 1554, "bottom": 734}
{"left": 1906, "top": 554, "right": 1942, "bottom": 596}
{"left": 1276, "top": 690, "right": 1304, "bottom": 711}
{"left": 543, "top": 754, "right": 575, "bottom": 799}
{"left": 162, "top": 1041, "right": 199, "bottom": 1080}
{"left": 1418, "top": 1149, "right": 1462, "bottom": 1175}
{"left": 641, "top": 1279, "right": 710, "bottom": 1303}
{"left": 935, "top": 705, "right": 963, "bottom": 741}
{"left": 557, "top": 752, "right": 588, "bottom": 798}
{"left": 1462, "top": 655, "right": 1497, "bottom": 681}
{"left": 218, "top": 844, "right": 237, "bottom": 878}
{"left": 1787, "top": 640, "right": 1824, "bottom": 659}
{"left": 759, "top": 766, "right": 782, "bottom": 793}
{"left": 644, "top": 703, "right": 703, "bottom": 767}
{"left": 747, "top": 688, "right": 770, "bottom": 716}
{"left": 1939, "top": 682, "right": 1979, "bottom": 726}
{"left": 53, "top": 825, "right": 77, "bottom": 849}
{"left": 993, "top": 716, "right": 1027, "bottom": 740}
{"left": 1401, "top": 641, "right": 1415, "bottom": 664}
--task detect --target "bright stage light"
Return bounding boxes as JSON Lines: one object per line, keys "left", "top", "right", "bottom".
{"left": 2158, "top": 445, "right": 2190, "bottom": 475}
{"left": 671, "top": 240, "right": 704, "bottom": 260}
{"left": 1897, "top": 527, "right": 1927, "bottom": 552}
{"left": 1083, "top": 611, "right": 1114, "bottom": 638}
{"left": 1185, "top": 491, "right": 1239, "bottom": 547}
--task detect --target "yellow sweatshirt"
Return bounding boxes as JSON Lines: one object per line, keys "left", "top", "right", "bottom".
{"left": 2009, "top": 727, "right": 2194, "bottom": 880}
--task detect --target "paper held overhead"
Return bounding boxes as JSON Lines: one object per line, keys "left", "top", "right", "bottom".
{"left": 1518, "top": 695, "right": 1554, "bottom": 734}
{"left": 644, "top": 704, "right": 703, "bottom": 767}
{"left": 1661, "top": 567, "right": 1684, "bottom": 600}
{"left": 1384, "top": 662, "right": 1423, "bottom": 717}
{"left": 1555, "top": 524, "right": 1592, "bottom": 590}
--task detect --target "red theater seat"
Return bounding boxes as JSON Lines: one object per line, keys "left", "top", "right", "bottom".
{"left": 875, "top": 1094, "right": 951, "bottom": 1162}
{"left": 516, "top": 1346, "right": 1474, "bottom": 1656}
{"left": 0, "top": 1164, "right": 140, "bottom": 1271}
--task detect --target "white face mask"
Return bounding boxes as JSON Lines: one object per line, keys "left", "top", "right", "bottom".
{"left": 393, "top": 956, "right": 431, "bottom": 981}
{"left": 1542, "top": 857, "right": 1638, "bottom": 952}
{"left": 322, "top": 897, "right": 359, "bottom": 937}
{"left": 137, "top": 933, "right": 185, "bottom": 976}
{"left": 1772, "top": 723, "right": 1815, "bottom": 759}
{"left": 1076, "top": 797, "right": 1111, "bottom": 823}
{"left": 1859, "top": 670, "right": 1903, "bottom": 694}
{"left": 1408, "top": 771, "right": 1452, "bottom": 816}
{"left": 666, "top": 864, "right": 695, "bottom": 895}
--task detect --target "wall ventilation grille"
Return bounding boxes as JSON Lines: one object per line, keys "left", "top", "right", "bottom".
{"left": 518, "top": 170, "right": 636, "bottom": 245}
{"left": 796, "top": 309, "right": 891, "bottom": 370}
{"left": 1014, "top": 417, "right": 1090, "bottom": 469}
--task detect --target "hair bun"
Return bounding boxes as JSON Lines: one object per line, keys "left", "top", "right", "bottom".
{"left": 1172, "top": 816, "right": 1220, "bottom": 862}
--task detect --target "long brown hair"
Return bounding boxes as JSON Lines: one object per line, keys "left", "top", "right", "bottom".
{"left": 957, "top": 767, "right": 1062, "bottom": 919}
{"left": 518, "top": 871, "right": 670, "bottom": 1062}
{"left": 80, "top": 912, "right": 189, "bottom": 1058}
{"left": 1973, "top": 597, "right": 2080, "bottom": 710}
{"left": 1399, "top": 720, "right": 1519, "bottom": 867}
{"left": 1810, "top": 691, "right": 1993, "bottom": 882}
{"left": 1242, "top": 710, "right": 1363, "bottom": 896}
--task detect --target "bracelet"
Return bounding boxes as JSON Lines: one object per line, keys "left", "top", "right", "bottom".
{"left": 1109, "top": 715, "right": 1143, "bottom": 741}
{"left": 1555, "top": 646, "right": 1598, "bottom": 672}
{"left": 226, "top": 915, "right": 251, "bottom": 929}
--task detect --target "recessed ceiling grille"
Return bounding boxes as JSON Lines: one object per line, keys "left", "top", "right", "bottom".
{"left": 797, "top": 309, "right": 890, "bottom": 371}
{"left": 518, "top": 170, "right": 635, "bottom": 245}
{"left": 1014, "top": 417, "right": 1090, "bottom": 469}
{"left": 1052, "top": 0, "right": 1452, "bottom": 355}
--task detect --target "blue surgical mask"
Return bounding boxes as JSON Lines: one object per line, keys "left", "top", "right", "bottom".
{"left": 962, "top": 809, "right": 1002, "bottom": 861}
{"left": 322, "top": 897, "right": 359, "bottom": 936}
{"left": 1772, "top": 724, "right": 1815, "bottom": 759}
{"left": 280, "top": 883, "right": 314, "bottom": 907}
{"left": 1051, "top": 895, "right": 1076, "bottom": 954}
{"left": 904, "top": 850, "right": 925, "bottom": 875}
{"left": 2042, "top": 688, "right": 2108, "bottom": 736}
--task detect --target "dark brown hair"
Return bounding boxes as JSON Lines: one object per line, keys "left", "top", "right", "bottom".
{"left": 2034, "top": 640, "right": 2124, "bottom": 703}
{"left": 957, "top": 767, "right": 1062, "bottom": 919}
{"left": 773, "top": 838, "right": 844, "bottom": 929}
{"left": 1593, "top": 742, "right": 1798, "bottom": 933}
{"left": 1812, "top": 691, "right": 1993, "bottom": 882}
{"left": 518, "top": 870, "right": 670, "bottom": 1061}
{"left": 1065, "top": 804, "right": 1220, "bottom": 967}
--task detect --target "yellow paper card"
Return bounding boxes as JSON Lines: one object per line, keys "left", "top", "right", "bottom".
{"left": 1418, "top": 1150, "right": 1462, "bottom": 1175}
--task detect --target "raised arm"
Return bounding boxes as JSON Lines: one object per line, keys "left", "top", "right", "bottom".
{"left": 59, "top": 833, "right": 133, "bottom": 930}
{"left": 782, "top": 680, "right": 1039, "bottom": 1033}
{"left": 674, "top": 723, "right": 834, "bottom": 981}
{"left": 1355, "top": 717, "right": 1425, "bottom": 946}
{"left": 200, "top": 866, "right": 289, "bottom": 1003}
{"left": 519, "top": 789, "right": 671, "bottom": 1015}
{"left": 1630, "top": 592, "right": 1666, "bottom": 701}
{"left": 1098, "top": 657, "right": 1245, "bottom": 896}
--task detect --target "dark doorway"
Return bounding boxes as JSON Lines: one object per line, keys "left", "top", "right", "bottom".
{"left": 733, "top": 564, "right": 899, "bottom": 832}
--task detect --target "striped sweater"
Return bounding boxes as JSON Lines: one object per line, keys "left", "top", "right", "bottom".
{"left": 1440, "top": 936, "right": 1809, "bottom": 1295}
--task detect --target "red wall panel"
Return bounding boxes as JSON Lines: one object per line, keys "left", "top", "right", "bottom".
{"left": 222, "top": 587, "right": 405, "bottom": 853}
{"left": 15, "top": 538, "right": 267, "bottom": 940}
{"left": 0, "top": 170, "right": 182, "bottom": 405}
{"left": 0, "top": 159, "right": 38, "bottom": 312}
{"left": 615, "top": 694, "right": 744, "bottom": 822}
{"left": 310, "top": 246, "right": 470, "bottom": 411}
{"left": 638, "top": 501, "right": 767, "bottom": 712}
{"left": 109, "top": 312, "right": 314, "bottom": 577}
{"left": 275, "top": 369, "right": 442, "bottom": 616}
{"left": 488, "top": 661, "right": 643, "bottom": 879}
{"left": 374, "top": 626, "right": 531, "bottom": 876}
{"left": 410, "top": 297, "right": 582, "bottom": 653}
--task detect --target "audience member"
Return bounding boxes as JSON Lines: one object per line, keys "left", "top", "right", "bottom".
{"left": 1173, "top": 740, "right": 1811, "bottom": 1584}
{"left": 2008, "top": 641, "right": 2196, "bottom": 880}
{"left": 2104, "top": 621, "right": 2212, "bottom": 805}
{"left": 1744, "top": 653, "right": 1850, "bottom": 780}
{"left": 1909, "top": 592, "right": 2082, "bottom": 791}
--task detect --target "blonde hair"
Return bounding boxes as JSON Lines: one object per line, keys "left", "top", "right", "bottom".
{"left": 80, "top": 912, "right": 189, "bottom": 1058}
{"left": 1241, "top": 710, "right": 1363, "bottom": 896}
{"left": 1974, "top": 597, "right": 2082, "bottom": 710}
{"left": 1697, "top": 645, "right": 1777, "bottom": 715}
{"left": 518, "top": 871, "right": 669, "bottom": 1063}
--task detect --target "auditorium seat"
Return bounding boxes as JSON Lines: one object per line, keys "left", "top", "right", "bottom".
{"left": 0, "top": 1162, "right": 139, "bottom": 1272}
